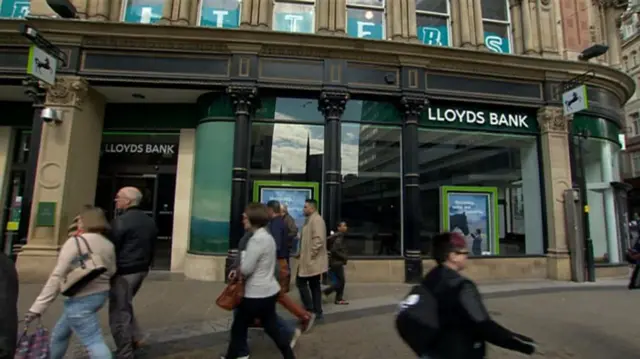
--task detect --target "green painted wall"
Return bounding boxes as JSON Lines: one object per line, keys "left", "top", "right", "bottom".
{"left": 572, "top": 115, "right": 621, "bottom": 145}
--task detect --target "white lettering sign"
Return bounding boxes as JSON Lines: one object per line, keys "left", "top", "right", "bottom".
{"left": 485, "top": 35, "right": 504, "bottom": 53}
{"left": 422, "top": 27, "right": 442, "bottom": 46}
{"left": 103, "top": 143, "right": 176, "bottom": 155}
{"left": 426, "top": 108, "right": 529, "bottom": 129}
{"left": 357, "top": 21, "right": 374, "bottom": 38}
{"left": 284, "top": 14, "right": 304, "bottom": 32}
{"left": 212, "top": 10, "right": 229, "bottom": 27}
{"left": 140, "top": 7, "right": 153, "bottom": 24}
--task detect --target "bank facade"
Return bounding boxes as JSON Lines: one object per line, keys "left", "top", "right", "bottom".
{"left": 0, "top": 0, "right": 633, "bottom": 282}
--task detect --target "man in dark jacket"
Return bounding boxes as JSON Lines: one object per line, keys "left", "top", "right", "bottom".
{"left": 109, "top": 186, "right": 158, "bottom": 359}
{"left": 323, "top": 221, "right": 349, "bottom": 304}
{"left": 0, "top": 252, "right": 18, "bottom": 359}
{"left": 420, "top": 232, "right": 536, "bottom": 359}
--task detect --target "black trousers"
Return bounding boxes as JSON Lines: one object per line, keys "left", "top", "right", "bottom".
{"left": 323, "top": 264, "right": 346, "bottom": 301}
{"left": 225, "top": 294, "right": 295, "bottom": 359}
{"left": 109, "top": 271, "right": 148, "bottom": 359}
{"left": 296, "top": 274, "right": 322, "bottom": 316}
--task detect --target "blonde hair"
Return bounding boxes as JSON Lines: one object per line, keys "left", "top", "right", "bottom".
{"left": 79, "top": 207, "right": 110, "bottom": 234}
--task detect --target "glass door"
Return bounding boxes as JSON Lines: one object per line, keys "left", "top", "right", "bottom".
{"left": 113, "top": 174, "right": 158, "bottom": 218}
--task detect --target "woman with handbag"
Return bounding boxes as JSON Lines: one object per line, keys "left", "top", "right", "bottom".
{"left": 224, "top": 203, "right": 296, "bottom": 359}
{"left": 25, "top": 207, "right": 116, "bottom": 359}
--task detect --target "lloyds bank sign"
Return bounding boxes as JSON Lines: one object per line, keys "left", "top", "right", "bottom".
{"left": 419, "top": 105, "right": 538, "bottom": 134}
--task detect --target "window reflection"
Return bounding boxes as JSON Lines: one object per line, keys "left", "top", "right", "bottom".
{"left": 417, "top": 130, "right": 543, "bottom": 256}
{"left": 340, "top": 124, "right": 402, "bottom": 256}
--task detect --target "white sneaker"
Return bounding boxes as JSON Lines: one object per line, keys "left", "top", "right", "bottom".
{"left": 290, "top": 328, "right": 302, "bottom": 348}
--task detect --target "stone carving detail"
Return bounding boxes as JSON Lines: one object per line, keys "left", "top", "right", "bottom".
{"left": 227, "top": 85, "right": 258, "bottom": 115}
{"left": 540, "top": 0, "right": 550, "bottom": 5}
{"left": 45, "top": 77, "right": 89, "bottom": 108}
{"left": 592, "top": 0, "right": 627, "bottom": 8}
{"left": 82, "top": 37, "right": 229, "bottom": 53}
{"left": 318, "top": 91, "right": 349, "bottom": 120}
{"left": 400, "top": 95, "right": 428, "bottom": 119}
{"left": 537, "top": 107, "right": 567, "bottom": 132}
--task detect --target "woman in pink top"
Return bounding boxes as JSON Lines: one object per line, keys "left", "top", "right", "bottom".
{"left": 26, "top": 207, "right": 116, "bottom": 359}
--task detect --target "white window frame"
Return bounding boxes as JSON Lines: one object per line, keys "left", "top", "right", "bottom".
{"left": 197, "top": 0, "right": 243, "bottom": 27}
{"left": 481, "top": 0, "right": 512, "bottom": 54}
{"left": 415, "top": 0, "right": 452, "bottom": 47}
{"left": 272, "top": 0, "right": 316, "bottom": 34}
{"left": 345, "top": 0, "right": 386, "bottom": 40}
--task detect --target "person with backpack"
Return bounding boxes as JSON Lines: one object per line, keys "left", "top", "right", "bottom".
{"left": 396, "top": 232, "right": 537, "bottom": 359}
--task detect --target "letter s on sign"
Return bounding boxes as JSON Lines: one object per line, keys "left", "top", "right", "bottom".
{"left": 485, "top": 35, "right": 504, "bottom": 53}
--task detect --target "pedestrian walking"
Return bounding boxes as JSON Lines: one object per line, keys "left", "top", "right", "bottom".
{"left": 396, "top": 232, "right": 537, "bottom": 359}
{"left": 281, "top": 204, "right": 298, "bottom": 258}
{"left": 223, "top": 203, "right": 296, "bottom": 359}
{"left": 0, "top": 251, "right": 18, "bottom": 359}
{"left": 323, "top": 221, "right": 349, "bottom": 305}
{"left": 296, "top": 199, "right": 328, "bottom": 320}
{"left": 109, "top": 187, "right": 158, "bottom": 359}
{"left": 25, "top": 207, "right": 116, "bottom": 359}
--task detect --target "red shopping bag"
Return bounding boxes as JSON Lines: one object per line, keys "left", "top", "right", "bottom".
{"left": 14, "top": 319, "right": 50, "bottom": 359}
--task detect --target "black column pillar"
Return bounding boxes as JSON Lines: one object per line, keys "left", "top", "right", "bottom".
{"left": 318, "top": 91, "right": 349, "bottom": 232}
{"left": 400, "top": 95, "right": 427, "bottom": 283}
{"left": 225, "top": 86, "right": 257, "bottom": 279}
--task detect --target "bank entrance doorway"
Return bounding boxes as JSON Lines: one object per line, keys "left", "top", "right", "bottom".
{"left": 95, "top": 132, "right": 179, "bottom": 270}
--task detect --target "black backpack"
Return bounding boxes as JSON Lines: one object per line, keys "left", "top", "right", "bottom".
{"left": 395, "top": 284, "right": 440, "bottom": 356}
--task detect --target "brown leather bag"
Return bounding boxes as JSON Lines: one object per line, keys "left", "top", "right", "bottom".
{"left": 216, "top": 278, "right": 244, "bottom": 311}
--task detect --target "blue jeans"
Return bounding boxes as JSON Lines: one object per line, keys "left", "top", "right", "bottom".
{"left": 233, "top": 308, "right": 294, "bottom": 356}
{"left": 50, "top": 291, "right": 111, "bottom": 359}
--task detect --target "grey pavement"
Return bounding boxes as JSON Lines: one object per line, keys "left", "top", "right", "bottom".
{"left": 15, "top": 272, "right": 632, "bottom": 358}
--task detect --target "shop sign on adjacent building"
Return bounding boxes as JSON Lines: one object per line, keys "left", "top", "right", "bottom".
{"left": 420, "top": 105, "right": 538, "bottom": 134}
{"left": 0, "top": 0, "right": 30, "bottom": 18}
{"left": 200, "top": 0, "right": 240, "bottom": 28}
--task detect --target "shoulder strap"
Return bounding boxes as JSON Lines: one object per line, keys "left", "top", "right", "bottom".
{"left": 77, "top": 235, "right": 94, "bottom": 254}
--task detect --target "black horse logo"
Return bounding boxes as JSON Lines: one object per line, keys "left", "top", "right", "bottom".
{"left": 34, "top": 57, "right": 51, "bottom": 74}
{"left": 564, "top": 92, "right": 579, "bottom": 110}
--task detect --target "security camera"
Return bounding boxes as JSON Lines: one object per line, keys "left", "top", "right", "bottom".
{"left": 40, "top": 107, "right": 62, "bottom": 124}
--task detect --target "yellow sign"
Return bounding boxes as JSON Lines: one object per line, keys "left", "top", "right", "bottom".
{"left": 6, "top": 222, "right": 18, "bottom": 231}
{"left": 584, "top": 205, "right": 590, "bottom": 213}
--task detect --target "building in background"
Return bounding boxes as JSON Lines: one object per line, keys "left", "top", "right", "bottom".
{"left": 0, "top": 0, "right": 633, "bottom": 283}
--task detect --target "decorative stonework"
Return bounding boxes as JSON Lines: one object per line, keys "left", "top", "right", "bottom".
{"left": 82, "top": 37, "right": 229, "bottom": 53}
{"left": 592, "top": 0, "right": 627, "bottom": 8}
{"left": 227, "top": 85, "right": 258, "bottom": 116}
{"left": 399, "top": 95, "right": 428, "bottom": 120}
{"left": 537, "top": 107, "right": 567, "bottom": 132}
{"left": 318, "top": 91, "right": 349, "bottom": 120}
{"left": 45, "top": 77, "right": 89, "bottom": 108}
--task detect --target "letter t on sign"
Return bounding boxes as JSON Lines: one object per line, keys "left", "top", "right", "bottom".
{"left": 212, "top": 10, "right": 229, "bottom": 27}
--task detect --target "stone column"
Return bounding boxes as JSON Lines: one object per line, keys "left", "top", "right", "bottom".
{"left": 387, "top": 0, "right": 418, "bottom": 42}
{"left": 241, "top": 0, "right": 271, "bottom": 29}
{"left": 170, "top": 129, "right": 196, "bottom": 272}
{"left": 400, "top": 95, "right": 427, "bottom": 283}
{"left": 450, "top": 0, "right": 462, "bottom": 46}
{"left": 225, "top": 86, "right": 257, "bottom": 278}
{"left": 170, "top": 0, "right": 194, "bottom": 25}
{"left": 317, "top": 0, "right": 346, "bottom": 35}
{"left": 110, "top": 0, "right": 124, "bottom": 21}
{"left": 537, "top": 107, "right": 572, "bottom": 281}
{"left": 459, "top": 0, "right": 474, "bottom": 48}
{"left": 603, "top": 4, "right": 624, "bottom": 68}
{"left": 158, "top": 0, "right": 175, "bottom": 24}
{"left": 509, "top": 0, "right": 523, "bottom": 54}
{"left": 86, "top": 0, "right": 110, "bottom": 20}
{"left": 16, "top": 77, "right": 105, "bottom": 280}
{"left": 472, "top": 0, "right": 485, "bottom": 49}
{"left": 318, "top": 91, "right": 349, "bottom": 232}
{"left": 537, "top": 0, "right": 560, "bottom": 58}
{"left": 521, "top": 0, "right": 535, "bottom": 54}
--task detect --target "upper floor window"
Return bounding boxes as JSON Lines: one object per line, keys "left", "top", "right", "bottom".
{"left": 122, "top": 0, "right": 164, "bottom": 24}
{"left": 199, "top": 0, "right": 241, "bottom": 28}
{"left": 0, "top": 0, "right": 30, "bottom": 18}
{"left": 622, "top": 13, "right": 639, "bottom": 41}
{"left": 416, "top": 0, "right": 450, "bottom": 47}
{"left": 632, "top": 112, "right": 640, "bottom": 135}
{"left": 273, "top": 0, "right": 315, "bottom": 33}
{"left": 481, "top": 0, "right": 511, "bottom": 54}
{"left": 346, "top": 0, "right": 385, "bottom": 39}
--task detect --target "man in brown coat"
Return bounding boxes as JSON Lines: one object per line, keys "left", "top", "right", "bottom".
{"left": 296, "top": 199, "right": 328, "bottom": 319}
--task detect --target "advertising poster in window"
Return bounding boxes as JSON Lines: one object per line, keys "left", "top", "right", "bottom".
{"left": 440, "top": 186, "right": 499, "bottom": 255}
{"left": 273, "top": 4, "right": 315, "bottom": 33}
{"left": 123, "top": 0, "right": 164, "bottom": 24}
{"left": 0, "top": 0, "right": 30, "bottom": 18}
{"left": 200, "top": 0, "right": 240, "bottom": 28}
{"left": 253, "top": 180, "right": 319, "bottom": 255}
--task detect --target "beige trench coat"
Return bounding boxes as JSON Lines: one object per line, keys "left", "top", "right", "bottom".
{"left": 298, "top": 212, "right": 328, "bottom": 277}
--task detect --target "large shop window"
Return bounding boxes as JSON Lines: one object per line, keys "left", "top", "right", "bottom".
{"left": 198, "top": 0, "right": 241, "bottom": 28}
{"left": 122, "top": 0, "right": 164, "bottom": 24}
{"left": 417, "top": 106, "right": 543, "bottom": 256}
{"left": 416, "top": 0, "right": 451, "bottom": 47}
{"left": 581, "top": 138, "right": 623, "bottom": 263}
{"left": 346, "top": 0, "right": 385, "bottom": 39}
{"left": 481, "top": 0, "right": 512, "bottom": 54}
{"left": 273, "top": 0, "right": 316, "bottom": 34}
{"left": 0, "top": 0, "right": 30, "bottom": 18}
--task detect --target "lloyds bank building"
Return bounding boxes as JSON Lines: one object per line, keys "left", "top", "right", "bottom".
{"left": 0, "top": 0, "right": 634, "bottom": 282}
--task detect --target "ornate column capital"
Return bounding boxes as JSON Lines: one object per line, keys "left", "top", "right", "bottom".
{"left": 399, "top": 95, "right": 428, "bottom": 123}
{"left": 537, "top": 107, "right": 568, "bottom": 133}
{"left": 592, "top": 0, "right": 627, "bottom": 8}
{"left": 44, "top": 77, "right": 89, "bottom": 109}
{"left": 227, "top": 85, "right": 258, "bottom": 116}
{"left": 318, "top": 91, "right": 349, "bottom": 120}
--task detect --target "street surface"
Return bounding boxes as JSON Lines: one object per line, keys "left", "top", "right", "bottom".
{"left": 15, "top": 273, "right": 637, "bottom": 358}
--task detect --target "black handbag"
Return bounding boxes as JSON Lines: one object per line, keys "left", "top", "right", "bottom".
{"left": 628, "top": 265, "right": 640, "bottom": 290}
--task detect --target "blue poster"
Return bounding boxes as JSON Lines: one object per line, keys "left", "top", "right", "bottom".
{"left": 123, "top": 1, "right": 163, "bottom": 24}
{"left": 418, "top": 25, "right": 449, "bottom": 47}
{"left": 447, "top": 193, "right": 491, "bottom": 255}
{"left": 260, "top": 187, "right": 312, "bottom": 231}
{"left": 0, "top": 0, "right": 30, "bottom": 18}
{"left": 347, "top": 8, "right": 384, "bottom": 39}
{"left": 273, "top": 11, "right": 314, "bottom": 33}
{"left": 200, "top": 0, "right": 240, "bottom": 28}
{"left": 484, "top": 32, "right": 510, "bottom": 54}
